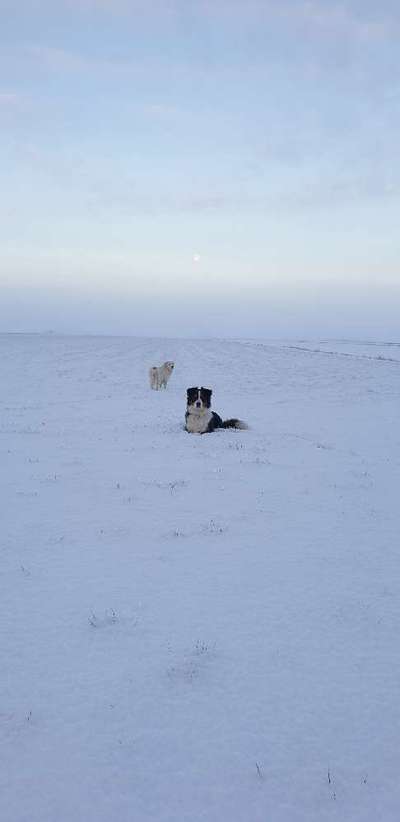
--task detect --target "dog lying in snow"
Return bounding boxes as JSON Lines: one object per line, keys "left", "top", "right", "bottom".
{"left": 149, "top": 361, "right": 175, "bottom": 390}
{"left": 185, "top": 387, "right": 248, "bottom": 434}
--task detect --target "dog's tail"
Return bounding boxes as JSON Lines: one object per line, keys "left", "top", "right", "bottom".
{"left": 222, "top": 418, "right": 248, "bottom": 430}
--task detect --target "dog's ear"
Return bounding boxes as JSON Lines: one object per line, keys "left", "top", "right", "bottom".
{"left": 187, "top": 387, "right": 198, "bottom": 399}
{"left": 200, "top": 387, "right": 212, "bottom": 407}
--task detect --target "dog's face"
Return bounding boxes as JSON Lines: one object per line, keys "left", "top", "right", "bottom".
{"left": 164, "top": 361, "right": 174, "bottom": 373}
{"left": 186, "top": 387, "right": 212, "bottom": 413}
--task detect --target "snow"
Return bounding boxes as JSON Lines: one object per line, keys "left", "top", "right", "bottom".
{"left": 1, "top": 333, "right": 399, "bottom": 822}
{"left": 260, "top": 337, "right": 400, "bottom": 363}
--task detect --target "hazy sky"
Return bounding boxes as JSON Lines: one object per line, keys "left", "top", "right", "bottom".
{"left": 1, "top": 0, "right": 399, "bottom": 337}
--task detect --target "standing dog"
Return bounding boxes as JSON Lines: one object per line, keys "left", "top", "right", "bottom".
{"left": 149, "top": 361, "right": 175, "bottom": 390}
{"left": 185, "top": 387, "right": 248, "bottom": 433}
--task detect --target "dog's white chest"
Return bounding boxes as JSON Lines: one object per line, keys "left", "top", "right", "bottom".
{"left": 185, "top": 410, "right": 212, "bottom": 434}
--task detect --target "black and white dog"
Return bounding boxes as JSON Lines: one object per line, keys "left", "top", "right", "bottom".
{"left": 185, "top": 387, "right": 248, "bottom": 434}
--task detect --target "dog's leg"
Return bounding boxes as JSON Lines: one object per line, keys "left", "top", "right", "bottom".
{"left": 150, "top": 368, "right": 158, "bottom": 389}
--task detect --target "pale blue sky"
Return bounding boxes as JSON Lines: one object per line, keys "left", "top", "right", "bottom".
{"left": 1, "top": 0, "right": 399, "bottom": 337}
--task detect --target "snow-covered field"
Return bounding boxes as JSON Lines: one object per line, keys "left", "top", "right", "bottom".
{"left": 251, "top": 338, "right": 400, "bottom": 363}
{"left": 2, "top": 333, "right": 399, "bottom": 822}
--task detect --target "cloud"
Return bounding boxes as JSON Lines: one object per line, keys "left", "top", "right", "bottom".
{"left": 289, "top": 1, "right": 396, "bottom": 41}
{"left": 0, "top": 92, "right": 18, "bottom": 106}
{"left": 198, "top": 0, "right": 398, "bottom": 42}
{"left": 14, "top": 0, "right": 397, "bottom": 88}
{"left": 12, "top": 0, "right": 398, "bottom": 44}
{"left": 23, "top": 44, "right": 200, "bottom": 78}
{"left": 143, "top": 103, "right": 181, "bottom": 117}
{"left": 83, "top": 169, "right": 399, "bottom": 221}
{"left": 4, "top": 0, "right": 399, "bottom": 40}
{"left": 25, "top": 44, "right": 130, "bottom": 74}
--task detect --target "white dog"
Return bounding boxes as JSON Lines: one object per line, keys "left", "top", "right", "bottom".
{"left": 149, "top": 361, "right": 175, "bottom": 390}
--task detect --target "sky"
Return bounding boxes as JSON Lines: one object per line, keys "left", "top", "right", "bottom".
{"left": 1, "top": 0, "right": 399, "bottom": 338}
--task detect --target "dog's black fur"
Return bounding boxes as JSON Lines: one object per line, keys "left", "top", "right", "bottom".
{"left": 185, "top": 387, "right": 247, "bottom": 434}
